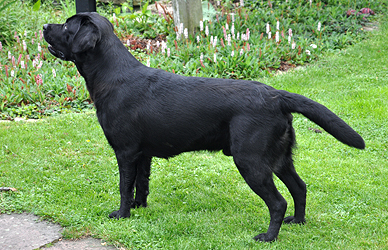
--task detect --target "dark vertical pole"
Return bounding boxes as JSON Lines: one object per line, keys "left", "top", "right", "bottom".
{"left": 75, "top": 0, "right": 97, "bottom": 13}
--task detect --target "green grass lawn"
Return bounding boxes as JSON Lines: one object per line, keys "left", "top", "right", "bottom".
{"left": 1, "top": 17, "right": 388, "bottom": 250}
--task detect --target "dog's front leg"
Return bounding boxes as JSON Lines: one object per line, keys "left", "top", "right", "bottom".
{"left": 130, "top": 156, "right": 152, "bottom": 208}
{"left": 109, "top": 149, "right": 141, "bottom": 219}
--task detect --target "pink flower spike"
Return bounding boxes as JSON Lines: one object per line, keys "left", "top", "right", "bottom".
{"left": 0, "top": 41, "right": 2, "bottom": 51}
{"left": 12, "top": 56, "right": 16, "bottom": 67}
{"left": 39, "top": 30, "right": 43, "bottom": 40}
{"left": 18, "top": 54, "right": 22, "bottom": 65}
{"left": 246, "top": 28, "right": 250, "bottom": 40}
{"left": 288, "top": 28, "right": 292, "bottom": 37}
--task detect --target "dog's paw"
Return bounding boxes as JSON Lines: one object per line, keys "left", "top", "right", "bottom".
{"left": 130, "top": 201, "right": 147, "bottom": 208}
{"left": 253, "top": 233, "right": 277, "bottom": 242}
{"left": 109, "top": 210, "right": 131, "bottom": 219}
{"left": 283, "top": 216, "right": 305, "bottom": 224}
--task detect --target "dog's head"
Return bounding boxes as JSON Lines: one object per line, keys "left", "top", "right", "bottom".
{"left": 43, "top": 12, "right": 113, "bottom": 61}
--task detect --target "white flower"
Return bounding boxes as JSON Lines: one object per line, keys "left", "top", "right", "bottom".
{"left": 288, "top": 36, "right": 291, "bottom": 44}
{"left": 197, "top": 35, "right": 200, "bottom": 43}
{"left": 231, "top": 50, "right": 234, "bottom": 57}
{"left": 146, "top": 41, "right": 150, "bottom": 51}
{"left": 240, "top": 48, "right": 244, "bottom": 56}
{"left": 266, "top": 23, "right": 270, "bottom": 34}
{"left": 231, "top": 23, "right": 235, "bottom": 37}
{"left": 292, "top": 42, "right": 296, "bottom": 49}
{"left": 184, "top": 28, "right": 188, "bottom": 39}
{"left": 205, "top": 25, "right": 209, "bottom": 36}
{"left": 227, "top": 34, "right": 231, "bottom": 46}
{"left": 288, "top": 28, "right": 292, "bottom": 37}
{"left": 268, "top": 31, "right": 271, "bottom": 39}
{"left": 38, "top": 43, "right": 41, "bottom": 52}
{"left": 213, "top": 36, "right": 217, "bottom": 47}
{"left": 317, "top": 22, "right": 322, "bottom": 32}
{"left": 21, "top": 61, "right": 25, "bottom": 69}
{"left": 276, "top": 20, "right": 280, "bottom": 30}
{"left": 213, "top": 53, "right": 217, "bottom": 63}
{"left": 240, "top": 0, "right": 244, "bottom": 7}
{"left": 310, "top": 44, "right": 317, "bottom": 49}
{"left": 161, "top": 41, "right": 166, "bottom": 54}
{"left": 305, "top": 49, "right": 311, "bottom": 55}
{"left": 275, "top": 31, "right": 279, "bottom": 43}
{"left": 167, "top": 48, "right": 170, "bottom": 57}
{"left": 200, "top": 21, "right": 203, "bottom": 31}
{"left": 37, "top": 61, "right": 43, "bottom": 69}
{"left": 52, "top": 68, "right": 56, "bottom": 77}
{"left": 200, "top": 53, "right": 203, "bottom": 62}
{"left": 8, "top": 51, "right": 11, "bottom": 59}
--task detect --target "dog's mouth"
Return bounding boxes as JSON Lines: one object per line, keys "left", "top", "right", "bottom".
{"left": 47, "top": 44, "right": 66, "bottom": 60}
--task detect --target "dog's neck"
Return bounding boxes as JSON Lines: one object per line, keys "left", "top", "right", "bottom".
{"left": 73, "top": 35, "right": 144, "bottom": 102}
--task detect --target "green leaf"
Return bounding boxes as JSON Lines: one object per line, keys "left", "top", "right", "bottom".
{"left": 114, "top": 7, "right": 121, "bottom": 16}
{"left": 32, "top": 0, "right": 41, "bottom": 11}
{"left": 0, "top": 0, "right": 17, "bottom": 12}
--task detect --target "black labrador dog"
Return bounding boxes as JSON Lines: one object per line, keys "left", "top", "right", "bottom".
{"left": 43, "top": 12, "right": 365, "bottom": 242}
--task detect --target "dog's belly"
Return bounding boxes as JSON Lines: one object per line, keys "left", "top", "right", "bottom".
{"left": 141, "top": 122, "right": 231, "bottom": 158}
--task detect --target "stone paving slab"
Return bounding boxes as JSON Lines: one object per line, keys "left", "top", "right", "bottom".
{"left": 47, "top": 238, "right": 117, "bottom": 250}
{"left": 0, "top": 213, "right": 118, "bottom": 250}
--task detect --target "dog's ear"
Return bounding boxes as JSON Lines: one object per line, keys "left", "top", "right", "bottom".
{"left": 72, "top": 19, "right": 100, "bottom": 54}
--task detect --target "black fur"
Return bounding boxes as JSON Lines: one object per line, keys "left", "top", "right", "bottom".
{"left": 43, "top": 12, "right": 365, "bottom": 242}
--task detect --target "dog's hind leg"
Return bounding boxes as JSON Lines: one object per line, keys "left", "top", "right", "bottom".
{"left": 275, "top": 156, "right": 306, "bottom": 224}
{"left": 131, "top": 156, "right": 152, "bottom": 208}
{"left": 233, "top": 154, "right": 287, "bottom": 242}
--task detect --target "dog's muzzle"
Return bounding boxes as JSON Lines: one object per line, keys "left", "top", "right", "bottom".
{"left": 43, "top": 24, "right": 66, "bottom": 60}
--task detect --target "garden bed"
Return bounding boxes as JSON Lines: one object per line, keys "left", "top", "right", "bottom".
{"left": 0, "top": 0, "right": 385, "bottom": 120}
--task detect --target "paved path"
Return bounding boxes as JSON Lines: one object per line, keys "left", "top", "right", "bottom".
{"left": 0, "top": 213, "right": 118, "bottom": 250}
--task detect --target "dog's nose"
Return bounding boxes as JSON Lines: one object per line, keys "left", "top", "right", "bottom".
{"left": 43, "top": 24, "right": 48, "bottom": 31}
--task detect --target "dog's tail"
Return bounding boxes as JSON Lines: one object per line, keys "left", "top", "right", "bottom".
{"left": 278, "top": 90, "right": 365, "bottom": 149}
